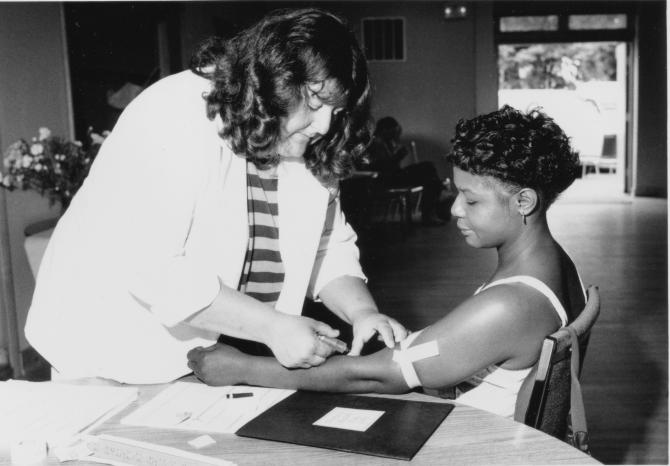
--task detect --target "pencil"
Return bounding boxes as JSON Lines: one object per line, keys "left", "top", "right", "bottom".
{"left": 226, "top": 392, "right": 253, "bottom": 399}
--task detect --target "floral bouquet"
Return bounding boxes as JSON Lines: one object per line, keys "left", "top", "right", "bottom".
{"left": 1, "top": 127, "right": 107, "bottom": 210}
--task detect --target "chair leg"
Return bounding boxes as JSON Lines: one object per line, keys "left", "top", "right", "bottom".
{"left": 384, "top": 198, "right": 394, "bottom": 223}
{"left": 403, "top": 192, "right": 412, "bottom": 229}
{"left": 414, "top": 191, "right": 423, "bottom": 218}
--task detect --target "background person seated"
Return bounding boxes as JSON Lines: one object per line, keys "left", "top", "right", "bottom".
{"left": 363, "top": 116, "right": 448, "bottom": 226}
{"left": 188, "top": 105, "right": 586, "bottom": 419}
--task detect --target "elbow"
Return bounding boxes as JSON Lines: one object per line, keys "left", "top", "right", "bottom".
{"left": 345, "top": 361, "right": 408, "bottom": 394}
{"left": 368, "top": 376, "right": 409, "bottom": 394}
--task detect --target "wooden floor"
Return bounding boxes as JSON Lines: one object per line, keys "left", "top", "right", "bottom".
{"left": 358, "top": 179, "right": 668, "bottom": 465}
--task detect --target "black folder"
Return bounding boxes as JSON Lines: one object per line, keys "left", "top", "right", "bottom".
{"left": 235, "top": 391, "right": 454, "bottom": 461}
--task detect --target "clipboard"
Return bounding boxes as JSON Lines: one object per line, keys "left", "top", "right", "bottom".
{"left": 235, "top": 391, "right": 454, "bottom": 460}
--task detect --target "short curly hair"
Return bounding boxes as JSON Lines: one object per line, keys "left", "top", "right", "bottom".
{"left": 447, "top": 105, "right": 580, "bottom": 207}
{"left": 190, "top": 8, "right": 372, "bottom": 183}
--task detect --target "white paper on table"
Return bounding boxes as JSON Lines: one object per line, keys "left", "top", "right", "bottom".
{"left": 0, "top": 380, "right": 138, "bottom": 450}
{"left": 313, "top": 407, "right": 385, "bottom": 432}
{"left": 121, "top": 382, "right": 295, "bottom": 433}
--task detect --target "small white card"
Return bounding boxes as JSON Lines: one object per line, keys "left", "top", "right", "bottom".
{"left": 313, "top": 407, "right": 385, "bottom": 432}
{"left": 187, "top": 434, "right": 216, "bottom": 449}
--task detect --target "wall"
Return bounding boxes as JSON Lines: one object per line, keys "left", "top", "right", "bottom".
{"left": 336, "top": 1, "right": 495, "bottom": 177}
{"left": 179, "top": 0, "right": 667, "bottom": 193}
{"left": 178, "top": 1, "right": 497, "bottom": 178}
{"left": 64, "top": 3, "right": 183, "bottom": 139}
{"left": 0, "top": 3, "right": 71, "bottom": 350}
{"left": 633, "top": 1, "right": 667, "bottom": 197}
{"left": 0, "top": 0, "right": 664, "bottom": 358}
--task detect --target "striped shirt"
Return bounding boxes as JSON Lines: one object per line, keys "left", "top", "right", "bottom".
{"left": 238, "top": 161, "right": 285, "bottom": 306}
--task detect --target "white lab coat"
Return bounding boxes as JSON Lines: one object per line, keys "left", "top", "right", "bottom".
{"left": 25, "top": 71, "right": 365, "bottom": 383}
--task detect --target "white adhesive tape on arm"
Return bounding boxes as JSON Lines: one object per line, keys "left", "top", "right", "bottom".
{"left": 393, "top": 351, "right": 422, "bottom": 388}
{"left": 392, "top": 332, "right": 440, "bottom": 389}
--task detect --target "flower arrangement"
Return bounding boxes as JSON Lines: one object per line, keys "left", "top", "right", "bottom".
{"left": 1, "top": 127, "right": 108, "bottom": 210}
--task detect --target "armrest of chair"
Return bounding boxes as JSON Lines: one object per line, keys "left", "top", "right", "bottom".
{"left": 387, "top": 186, "right": 423, "bottom": 194}
{"left": 349, "top": 170, "right": 379, "bottom": 179}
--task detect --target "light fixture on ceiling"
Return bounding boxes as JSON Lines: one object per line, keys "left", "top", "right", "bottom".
{"left": 443, "top": 4, "right": 469, "bottom": 20}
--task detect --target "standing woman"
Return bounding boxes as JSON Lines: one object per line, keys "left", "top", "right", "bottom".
{"left": 25, "top": 9, "right": 406, "bottom": 384}
{"left": 188, "top": 106, "right": 586, "bottom": 420}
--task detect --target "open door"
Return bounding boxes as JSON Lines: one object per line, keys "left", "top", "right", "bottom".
{"left": 494, "top": 4, "right": 635, "bottom": 198}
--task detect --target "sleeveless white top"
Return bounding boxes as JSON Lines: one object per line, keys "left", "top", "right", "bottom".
{"left": 453, "top": 275, "right": 579, "bottom": 419}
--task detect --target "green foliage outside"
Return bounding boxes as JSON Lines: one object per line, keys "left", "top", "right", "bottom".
{"left": 499, "top": 42, "right": 617, "bottom": 90}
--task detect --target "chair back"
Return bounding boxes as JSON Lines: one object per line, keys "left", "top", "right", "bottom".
{"left": 514, "top": 286, "right": 600, "bottom": 440}
{"left": 601, "top": 134, "right": 617, "bottom": 159}
{"left": 410, "top": 140, "right": 419, "bottom": 164}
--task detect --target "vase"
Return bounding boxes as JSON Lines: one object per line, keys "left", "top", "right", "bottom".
{"left": 59, "top": 196, "right": 71, "bottom": 214}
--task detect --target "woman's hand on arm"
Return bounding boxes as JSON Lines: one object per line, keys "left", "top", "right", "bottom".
{"left": 349, "top": 313, "right": 407, "bottom": 356}
{"left": 318, "top": 276, "right": 408, "bottom": 356}
{"left": 186, "top": 281, "right": 341, "bottom": 368}
{"left": 264, "top": 314, "right": 343, "bottom": 368}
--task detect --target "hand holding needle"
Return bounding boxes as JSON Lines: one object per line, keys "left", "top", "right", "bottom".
{"left": 317, "top": 334, "right": 348, "bottom": 354}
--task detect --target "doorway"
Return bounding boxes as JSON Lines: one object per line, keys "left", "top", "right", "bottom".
{"left": 498, "top": 41, "right": 627, "bottom": 198}
{"left": 493, "top": 6, "right": 635, "bottom": 199}
{"left": 64, "top": 3, "right": 182, "bottom": 140}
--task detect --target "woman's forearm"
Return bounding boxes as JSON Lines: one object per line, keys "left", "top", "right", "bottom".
{"left": 318, "top": 276, "right": 379, "bottom": 324}
{"left": 241, "top": 349, "right": 408, "bottom": 394}
{"left": 186, "top": 283, "right": 345, "bottom": 369}
{"left": 187, "top": 281, "right": 280, "bottom": 343}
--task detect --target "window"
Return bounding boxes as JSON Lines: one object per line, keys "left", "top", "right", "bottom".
{"left": 362, "top": 17, "right": 405, "bottom": 61}
{"left": 499, "top": 15, "right": 558, "bottom": 32}
{"left": 495, "top": 6, "right": 633, "bottom": 43}
{"left": 569, "top": 14, "right": 627, "bottom": 30}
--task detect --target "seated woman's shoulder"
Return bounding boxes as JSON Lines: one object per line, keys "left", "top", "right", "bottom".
{"left": 450, "top": 284, "right": 559, "bottom": 338}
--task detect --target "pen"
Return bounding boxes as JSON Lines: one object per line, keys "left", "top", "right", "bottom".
{"left": 175, "top": 411, "right": 192, "bottom": 424}
{"left": 226, "top": 392, "right": 253, "bottom": 399}
{"left": 317, "top": 334, "right": 348, "bottom": 354}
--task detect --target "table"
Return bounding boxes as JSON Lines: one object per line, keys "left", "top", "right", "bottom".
{"left": 46, "top": 380, "right": 599, "bottom": 465}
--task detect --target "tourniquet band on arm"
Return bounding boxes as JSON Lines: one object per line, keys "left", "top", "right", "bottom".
{"left": 392, "top": 330, "right": 440, "bottom": 388}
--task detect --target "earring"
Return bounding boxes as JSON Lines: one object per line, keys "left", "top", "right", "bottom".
{"left": 517, "top": 200, "right": 527, "bottom": 224}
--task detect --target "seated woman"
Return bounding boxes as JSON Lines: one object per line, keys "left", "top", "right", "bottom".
{"left": 187, "top": 106, "right": 585, "bottom": 418}
{"left": 364, "top": 116, "right": 447, "bottom": 226}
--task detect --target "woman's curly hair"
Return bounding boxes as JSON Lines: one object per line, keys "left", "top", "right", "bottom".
{"left": 190, "top": 8, "right": 372, "bottom": 183}
{"left": 447, "top": 105, "right": 580, "bottom": 207}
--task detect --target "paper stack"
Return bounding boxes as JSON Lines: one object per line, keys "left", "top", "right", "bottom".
{"left": 121, "top": 381, "right": 294, "bottom": 433}
{"left": 0, "top": 380, "right": 138, "bottom": 453}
